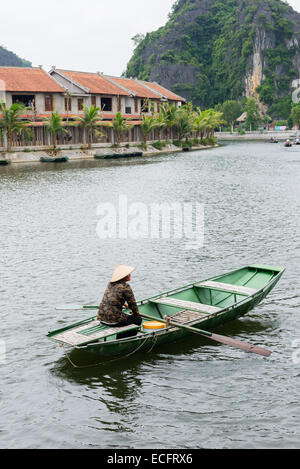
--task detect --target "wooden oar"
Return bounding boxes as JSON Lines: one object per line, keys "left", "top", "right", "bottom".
{"left": 139, "top": 313, "right": 271, "bottom": 357}
{"left": 56, "top": 304, "right": 271, "bottom": 357}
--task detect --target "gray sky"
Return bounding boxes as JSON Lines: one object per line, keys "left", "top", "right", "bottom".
{"left": 1, "top": 0, "right": 300, "bottom": 77}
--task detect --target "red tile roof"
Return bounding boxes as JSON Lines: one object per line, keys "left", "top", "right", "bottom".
{"left": 0, "top": 67, "right": 65, "bottom": 93}
{"left": 57, "top": 70, "right": 131, "bottom": 96}
{"left": 140, "top": 81, "right": 185, "bottom": 102}
{"left": 105, "top": 76, "right": 162, "bottom": 99}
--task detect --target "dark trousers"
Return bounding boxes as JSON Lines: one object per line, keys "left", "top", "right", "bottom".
{"left": 115, "top": 314, "right": 142, "bottom": 327}
{"left": 101, "top": 314, "right": 142, "bottom": 328}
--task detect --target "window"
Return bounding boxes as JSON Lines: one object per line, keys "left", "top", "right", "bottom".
{"left": 134, "top": 98, "right": 139, "bottom": 114}
{"left": 64, "top": 97, "right": 72, "bottom": 112}
{"left": 13, "top": 95, "right": 35, "bottom": 108}
{"left": 141, "top": 99, "right": 149, "bottom": 113}
{"left": 117, "top": 96, "right": 121, "bottom": 112}
{"left": 45, "top": 95, "right": 53, "bottom": 112}
{"left": 101, "top": 97, "right": 112, "bottom": 111}
{"left": 91, "top": 96, "right": 97, "bottom": 107}
{"left": 125, "top": 107, "right": 132, "bottom": 114}
{"left": 78, "top": 98, "right": 84, "bottom": 111}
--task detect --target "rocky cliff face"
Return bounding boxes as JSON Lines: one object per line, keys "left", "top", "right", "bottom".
{"left": 125, "top": 0, "right": 300, "bottom": 115}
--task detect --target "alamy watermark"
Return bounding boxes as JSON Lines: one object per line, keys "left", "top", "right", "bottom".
{"left": 96, "top": 195, "right": 204, "bottom": 249}
{"left": 292, "top": 339, "right": 300, "bottom": 364}
{"left": 0, "top": 340, "right": 6, "bottom": 365}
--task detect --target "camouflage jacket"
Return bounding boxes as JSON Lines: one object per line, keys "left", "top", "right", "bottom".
{"left": 97, "top": 280, "right": 139, "bottom": 323}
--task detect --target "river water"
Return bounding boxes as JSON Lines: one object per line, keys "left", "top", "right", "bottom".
{"left": 0, "top": 141, "right": 299, "bottom": 449}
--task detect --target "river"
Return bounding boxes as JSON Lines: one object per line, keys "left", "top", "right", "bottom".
{"left": 0, "top": 141, "right": 299, "bottom": 449}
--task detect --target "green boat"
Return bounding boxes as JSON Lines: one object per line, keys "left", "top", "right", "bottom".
{"left": 40, "top": 156, "right": 69, "bottom": 163}
{"left": 47, "top": 264, "right": 284, "bottom": 358}
{"left": 94, "top": 151, "right": 143, "bottom": 159}
{"left": 0, "top": 159, "right": 11, "bottom": 166}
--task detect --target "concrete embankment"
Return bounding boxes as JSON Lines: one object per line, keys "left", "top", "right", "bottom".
{"left": 215, "top": 130, "right": 299, "bottom": 141}
{"left": 0, "top": 143, "right": 217, "bottom": 164}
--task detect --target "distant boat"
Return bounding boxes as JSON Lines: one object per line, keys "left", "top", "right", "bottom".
{"left": 40, "top": 156, "right": 69, "bottom": 163}
{"left": 95, "top": 151, "right": 143, "bottom": 159}
{"left": 0, "top": 159, "right": 11, "bottom": 166}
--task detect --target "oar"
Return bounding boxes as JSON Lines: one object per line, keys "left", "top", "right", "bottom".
{"left": 56, "top": 304, "right": 271, "bottom": 357}
{"left": 139, "top": 312, "right": 271, "bottom": 357}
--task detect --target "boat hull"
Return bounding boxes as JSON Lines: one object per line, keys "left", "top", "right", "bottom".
{"left": 40, "top": 156, "right": 69, "bottom": 163}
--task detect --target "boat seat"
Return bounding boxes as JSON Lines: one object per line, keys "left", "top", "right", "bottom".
{"left": 51, "top": 320, "right": 140, "bottom": 346}
{"left": 195, "top": 281, "right": 257, "bottom": 296}
{"left": 151, "top": 297, "right": 221, "bottom": 314}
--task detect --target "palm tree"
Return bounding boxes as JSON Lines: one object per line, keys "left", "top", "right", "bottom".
{"left": 193, "top": 108, "right": 209, "bottom": 139}
{"left": 0, "top": 102, "right": 31, "bottom": 153}
{"left": 76, "top": 105, "right": 101, "bottom": 149}
{"left": 194, "top": 109, "right": 224, "bottom": 139}
{"left": 155, "top": 113, "right": 167, "bottom": 141}
{"left": 112, "top": 112, "right": 131, "bottom": 146}
{"left": 159, "top": 103, "right": 177, "bottom": 141}
{"left": 140, "top": 114, "right": 157, "bottom": 145}
{"left": 43, "top": 111, "right": 66, "bottom": 155}
{"left": 174, "top": 106, "right": 194, "bottom": 142}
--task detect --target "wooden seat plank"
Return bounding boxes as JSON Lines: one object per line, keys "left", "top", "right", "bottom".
{"left": 151, "top": 297, "right": 221, "bottom": 314}
{"left": 196, "top": 280, "right": 257, "bottom": 296}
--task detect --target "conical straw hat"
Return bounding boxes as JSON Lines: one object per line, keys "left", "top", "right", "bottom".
{"left": 111, "top": 265, "right": 135, "bottom": 283}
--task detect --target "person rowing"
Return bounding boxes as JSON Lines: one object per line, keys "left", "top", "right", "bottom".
{"left": 97, "top": 265, "right": 142, "bottom": 327}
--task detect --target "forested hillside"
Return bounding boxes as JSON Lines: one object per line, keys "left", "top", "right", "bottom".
{"left": 0, "top": 45, "right": 31, "bottom": 68}
{"left": 125, "top": 0, "right": 300, "bottom": 119}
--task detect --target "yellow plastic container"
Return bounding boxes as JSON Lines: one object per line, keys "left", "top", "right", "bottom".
{"left": 143, "top": 321, "right": 166, "bottom": 332}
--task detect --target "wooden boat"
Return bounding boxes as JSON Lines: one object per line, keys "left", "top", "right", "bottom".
{"left": 40, "top": 156, "right": 69, "bottom": 163}
{"left": 47, "top": 264, "right": 284, "bottom": 358}
{"left": 95, "top": 151, "right": 143, "bottom": 159}
{"left": 0, "top": 159, "right": 11, "bottom": 165}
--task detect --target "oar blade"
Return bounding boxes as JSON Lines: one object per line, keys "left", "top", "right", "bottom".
{"left": 209, "top": 332, "right": 271, "bottom": 357}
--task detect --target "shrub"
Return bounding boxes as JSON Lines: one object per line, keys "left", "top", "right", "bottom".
{"left": 152, "top": 141, "right": 166, "bottom": 150}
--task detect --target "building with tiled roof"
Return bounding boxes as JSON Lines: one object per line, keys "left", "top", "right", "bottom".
{"left": 0, "top": 66, "right": 187, "bottom": 151}
{"left": 138, "top": 80, "right": 185, "bottom": 103}
{"left": 0, "top": 66, "right": 66, "bottom": 118}
{"left": 49, "top": 68, "right": 185, "bottom": 118}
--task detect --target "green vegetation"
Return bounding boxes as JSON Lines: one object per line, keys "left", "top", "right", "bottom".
{"left": 125, "top": 0, "right": 300, "bottom": 120}
{"left": 219, "top": 100, "right": 242, "bottom": 132}
{"left": 140, "top": 114, "right": 157, "bottom": 146}
{"left": 43, "top": 112, "right": 66, "bottom": 155}
{"left": 111, "top": 112, "right": 132, "bottom": 146}
{"left": 0, "top": 45, "right": 32, "bottom": 67}
{"left": 290, "top": 103, "right": 300, "bottom": 128}
{"left": 0, "top": 102, "right": 31, "bottom": 153}
{"left": 75, "top": 105, "right": 102, "bottom": 149}
{"left": 245, "top": 97, "right": 261, "bottom": 131}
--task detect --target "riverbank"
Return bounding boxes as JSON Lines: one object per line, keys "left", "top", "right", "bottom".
{"left": 215, "top": 130, "right": 299, "bottom": 141}
{"left": 0, "top": 142, "right": 218, "bottom": 164}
